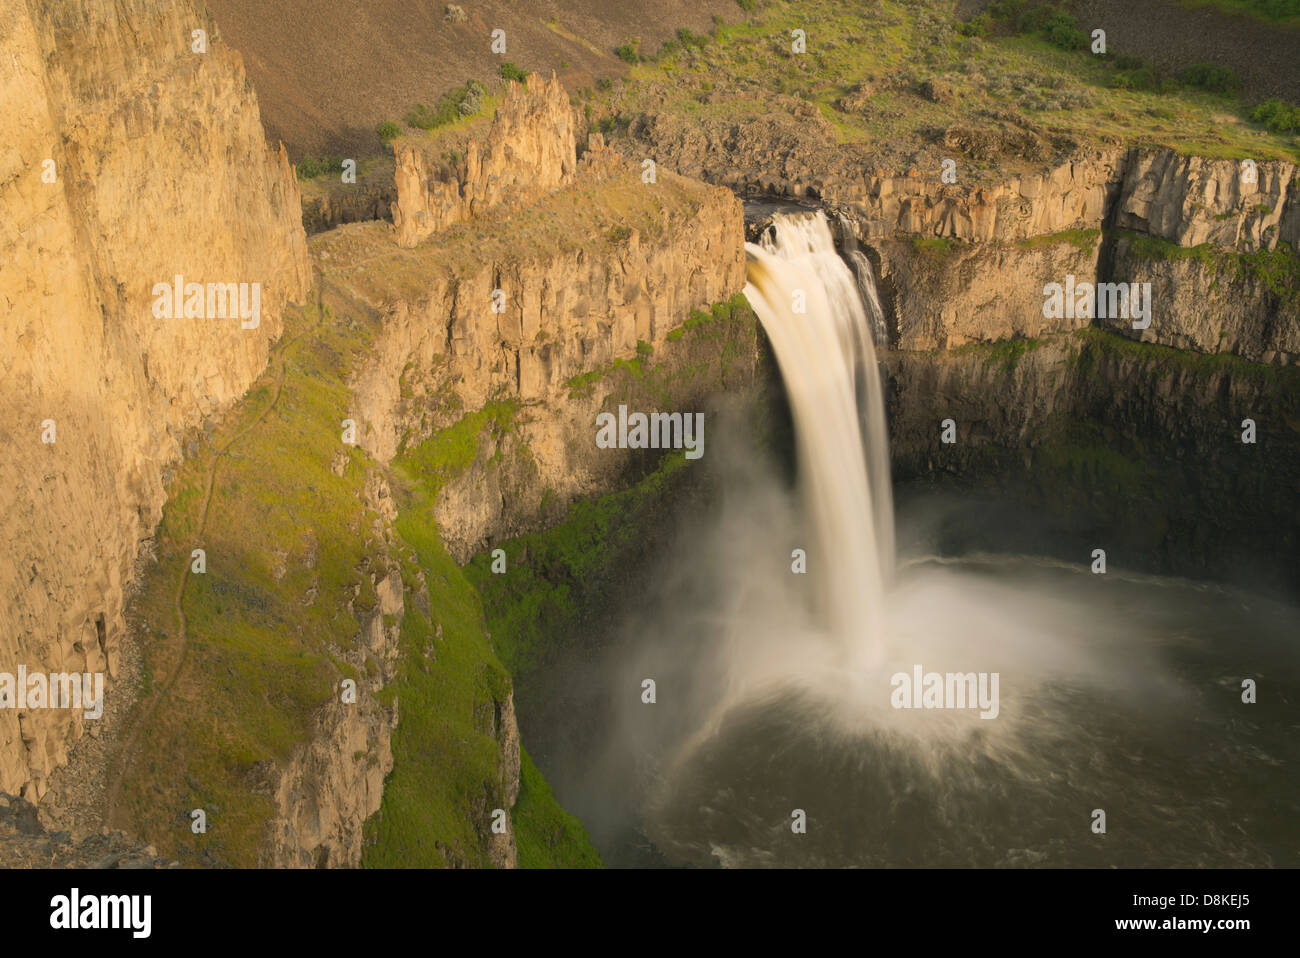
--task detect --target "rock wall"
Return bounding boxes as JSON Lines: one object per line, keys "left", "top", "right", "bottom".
{"left": 869, "top": 235, "right": 1101, "bottom": 350}
{"left": 392, "top": 73, "right": 577, "bottom": 248}
{"left": 0, "top": 0, "right": 309, "bottom": 800}
{"left": 1114, "top": 151, "right": 1299, "bottom": 252}
{"left": 833, "top": 149, "right": 1123, "bottom": 245}
{"left": 352, "top": 171, "right": 746, "bottom": 557}
{"left": 265, "top": 471, "right": 400, "bottom": 868}
{"left": 641, "top": 114, "right": 1298, "bottom": 362}
{"left": 834, "top": 149, "right": 1300, "bottom": 361}
{"left": 1104, "top": 233, "right": 1300, "bottom": 363}
{"left": 886, "top": 333, "right": 1300, "bottom": 594}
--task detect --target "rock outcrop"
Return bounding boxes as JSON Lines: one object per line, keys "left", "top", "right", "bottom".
{"left": 868, "top": 234, "right": 1102, "bottom": 350}
{"left": 348, "top": 150, "right": 747, "bottom": 557}
{"left": 392, "top": 73, "right": 577, "bottom": 247}
{"left": 1104, "top": 233, "right": 1300, "bottom": 363}
{"left": 265, "top": 471, "right": 401, "bottom": 868}
{"left": 0, "top": 0, "right": 309, "bottom": 800}
{"left": 837, "top": 150, "right": 1300, "bottom": 361}
{"left": 1114, "top": 151, "right": 1299, "bottom": 253}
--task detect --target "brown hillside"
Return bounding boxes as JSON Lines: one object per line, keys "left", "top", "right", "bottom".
{"left": 205, "top": 0, "right": 743, "bottom": 158}
{"left": 960, "top": 0, "right": 1300, "bottom": 103}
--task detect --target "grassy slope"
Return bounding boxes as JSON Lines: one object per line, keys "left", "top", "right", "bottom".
{"left": 362, "top": 399, "right": 602, "bottom": 867}
{"left": 117, "top": 275, "right": 597, "bottom": 867}
{"left": 595, "top": 0, "right": 1298, "bottom": 171}
{"left": 466, "top": 451, "right": 693, "bottom": 685}
{"left": 118, "top": 290, "right": 379, "bottom": 864}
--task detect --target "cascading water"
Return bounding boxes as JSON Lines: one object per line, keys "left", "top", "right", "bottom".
{"left": 530, "top": 213, "right": 1298, "bottom": 869}
{"left": 743, "top": 212, "right": 895, "bottom": 670}
{"left": 837, "top": 213, "right": 891, "bottom": 350}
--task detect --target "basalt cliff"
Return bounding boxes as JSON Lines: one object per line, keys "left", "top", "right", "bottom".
{"left": 1, "top": 0, "right": 308, "bottom": 804}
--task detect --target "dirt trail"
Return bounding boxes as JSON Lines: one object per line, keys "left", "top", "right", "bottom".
{"left": 102, "top": 278, "right": 326, "bottom": 832}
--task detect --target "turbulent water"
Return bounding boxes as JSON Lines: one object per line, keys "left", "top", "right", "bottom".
{"left": 634, "top": 211, "right": 1299, "bottom": 866}
{"left": 524, "top": 210, "right": 1299, "bottom": 868}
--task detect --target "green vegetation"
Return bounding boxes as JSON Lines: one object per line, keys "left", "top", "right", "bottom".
{"left": 616, "top": 41, "right": 640, "bottom": 64}
{"left": 118, "top": 276, "right": 598, "bottom": 868}
{"left": 980, "top": 337, "right": 1044, "bottom": 373}
{"left": 564, "top": 294, "right": 754, "bottom": 398}
{"left": 376, "top": 121, "right": 401, "bottom": 144}
{"left": 1072, "top": 327, "right": 1300, "bottom": 398}
{"left": 499, "top": 61, "right": 529, "bottom": 83}
{"left": 118, "top": 293, "right": 385, "bottom": 865}
{"left": 467, "top": 451, "right": 693, "bottom": 680}
{"left": 912, "top": 235, "right": 959, "bottom": 260}
{"left": 676, "top": 27, "right": 711, "bottom": 48}
{"left": 1016, "top": 228, "right": 1101, "bottom": 252}
{"left": 364, "top": 398, "right": 601, "bottom": 867}
{"left": 592, "top": 0, "right": 1297, "bottom": 169}
{"left": 295, "top": 156, "right": 346, "bottom": 180}
{"left": 513, "top": 750, "right": 603, "bottom": 867}
{"left": 404, "top": 80, "right": 488, "bottom": 131}
{"left": 1125, "top": 234, "right": 1300, "bottom": 308}
{"left": 1176, "top": 62, "right": 1241, "bottom": 95}
{"left": 1252, "top": 98, "right": 1300, "bottom": 134}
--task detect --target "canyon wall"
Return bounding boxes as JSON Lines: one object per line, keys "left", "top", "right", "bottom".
{"left": 631, "top": 118, "right": 1298, "bottom": 362}
{"left": 354, "top": 160, "right": 748, "bottom": 556}
{"left": 886, "top": 333, "right": 1300, "bottom": 594}
{"left": 846, "top": 150, "right": 1299, "bottom": 361}
{"left": 351, "top": 86, "right": 749, "bottom": 559}
{"left": 0, "top": 0, "right": 309, "bottom": 801}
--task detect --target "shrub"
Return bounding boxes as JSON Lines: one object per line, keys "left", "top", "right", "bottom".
{"left": 376, "top": 121, "right": 401, "bottom": 144}
{"left": 1113, "top": 54, "right": 1144, "bottom": 71}
{"left": 958, "top": 14, "right": 991, "bottom": 36}
{"left": 1251, "top": 98, "right": 1300, "bottom": 134}
{"left": 295, "top": 155, "right": 345, "bottom": 180}
{"left": 736, "top": 0, "right": 757, "bottom": 11}
{"left": 1112, "top": 67, "right": 1157, "bottom": 91}
{"left": 676, "top": 27, "right": 709, "bottom": 47}
{"left": 1176, "top": 62, "right": 1241, "bottom": 95}
{"left": 1015, "top": 5, "right": 1055, "bottom": 33}
{"left": 657, "top": 38, "right": 683, "bottom": 60}
{"left": 459, "top": 79, "right": 486, "bottom": 116}
{"left": 499, "top": 61, "right": 528, "bottom": 82}
{"left": 1041, "top": 11, "right": 1088, "bottom": 49}
{"left": 404, "top": 80, "right": 487, "bottom": 131}
{"left": 615, "top": 42, "right": 639, "bottom": 64}
{"left": 988, "top": 0, "right": 1028, "bottom": 20}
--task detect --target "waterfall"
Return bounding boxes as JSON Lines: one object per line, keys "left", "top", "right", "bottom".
{"left": 743, "top": 211, "right": 895, "bottom": 671}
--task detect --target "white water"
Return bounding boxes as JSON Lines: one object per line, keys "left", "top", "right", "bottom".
{"left": 743, "top": 212, "right": 895, "bottom": 670}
